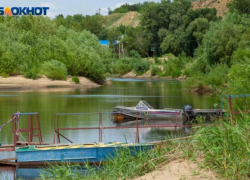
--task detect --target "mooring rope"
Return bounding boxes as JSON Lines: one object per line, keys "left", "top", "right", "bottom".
{"left": 0, "top": 118, "right": 13, "bottom": 131}
{"left": 0, "top": 112, "right": 20, "bottom": 131}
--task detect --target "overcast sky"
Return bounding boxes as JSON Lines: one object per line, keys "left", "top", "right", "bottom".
{"left": 2, "top": 0, "right": 160, "bottom": 18}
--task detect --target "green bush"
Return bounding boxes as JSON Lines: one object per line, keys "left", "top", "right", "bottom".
{"left": 23, "top": 66, "right": 39, "bottom": 79}
{"left": 41, "top": 60, "right": 67, "bottom": 80}
{"left": 204, "top": 64, "right": 229, "bottom": 87}
{"left": 164, "top": 59, "right": 182, "bottom": 77}
{"left": 151, "top": 65, "right": 161, "bottom": 76}
{"left": 112, "top": 58, "right": 133, "bottom": 75}
{"left": 72, "top": 76, "right": 80, "bottom": 84}
{"left": 154, "top": 57, "right": 161, "bottom": 64}
{"left": 184, "top": 72, "right": 206, "bottom": 90}
{"left": 132, "top": 59, "right": 150, "bottom": 75}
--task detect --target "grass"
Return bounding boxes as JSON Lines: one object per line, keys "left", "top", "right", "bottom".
{"left": 104, "top": 13, "right": 125, "bottom": 27}
{"left": 41, "top": 113, "right": 250, "bottom": 180}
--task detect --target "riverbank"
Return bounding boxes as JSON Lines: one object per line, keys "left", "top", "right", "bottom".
{"left": 0, "top": 75, "right": 100, "bottom": 92}
{"left": 135, "top": 159, "right": 218, "bottom": 180}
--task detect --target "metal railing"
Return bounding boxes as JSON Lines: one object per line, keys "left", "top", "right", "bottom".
{"left": 53, "top": 110, "right": 223, "bottom": 144}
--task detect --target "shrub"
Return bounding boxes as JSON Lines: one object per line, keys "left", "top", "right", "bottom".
{"left": 112, "top": 58, "right": 133, "bottom": 75}
{"left": 41, "top": 60, "right": 67, "bottom": 80}
{"left": 154, "top": 57, "right": 161, "bottom": 64}
{"left": 204, "top": 64, "right": 229, "bottom": 87}
{"left": 164, "top": 59, "right": 182, "bottom": 77}
{"left": 23, "top": 66, "right": 39, "bottom": 79}
{"left": 72, "top": 76, "right": 80, "bottom": 84}
{"left": 151, "top": 65, "right": 161, "bottom": 76}
{"left": 129, "top": 50, "right": 141, "bottom": 58}
{"left": 132, "top": 59, "right": 150, "bottom": 75}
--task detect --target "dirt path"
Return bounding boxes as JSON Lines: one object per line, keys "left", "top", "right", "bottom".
{"left": 134, "top": 160, "right": 219, "bottom": 180}
{"left": 110, "top": 11, "right": 140, "bottom": 28}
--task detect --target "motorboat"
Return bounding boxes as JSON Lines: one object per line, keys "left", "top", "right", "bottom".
{"left": 113, "top": 99, "right": 187, "bottom": 122}
{"left": 113, "top": 99, "right": 225, "bottom": 123}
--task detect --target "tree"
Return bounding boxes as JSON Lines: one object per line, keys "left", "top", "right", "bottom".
{"left": 228, "top": 0, "right": 250, "bottom": 14}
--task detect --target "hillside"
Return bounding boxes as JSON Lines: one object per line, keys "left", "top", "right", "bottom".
{"left": 192, "top": 0, "right": 232, "bottom": 16}
{"left": 104, "top": 0, "right": 232, "bottom": 28}
{"left": 104, "top": 11, "right": 140, "bottom": 28}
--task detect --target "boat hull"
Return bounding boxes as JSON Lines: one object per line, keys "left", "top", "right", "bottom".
{"left": 16, "top": 143, "right": 154, "bottom": 164}
{"left": 115, "top": 106, "right": 183, "bottom": 120}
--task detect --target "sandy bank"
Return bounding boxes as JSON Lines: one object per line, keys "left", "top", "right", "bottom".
{"left": 0, "top": 75, "right": 100, "bottom": 92}
{"left": 135, "top": 159, "right": 219, "bottom": 180}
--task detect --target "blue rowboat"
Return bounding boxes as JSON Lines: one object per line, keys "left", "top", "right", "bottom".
{"left": 16, "top": 142, "right": 154, "bottom": 165}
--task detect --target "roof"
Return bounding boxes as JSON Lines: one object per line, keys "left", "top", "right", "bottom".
{"left": 99, "top": 40, "right": 118, "bottom": 46}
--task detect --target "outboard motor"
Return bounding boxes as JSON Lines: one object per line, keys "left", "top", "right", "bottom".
{"left": 183, "top": 104, "right": 196, "bottom": 125}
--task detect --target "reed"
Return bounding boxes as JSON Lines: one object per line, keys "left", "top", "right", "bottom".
{"left": 191, "top": 114, "right": 250, "bottom": 179}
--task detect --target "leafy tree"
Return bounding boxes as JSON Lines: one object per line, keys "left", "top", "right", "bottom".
{"left": 121, "top": 27, "right": 149, "bottom": 56}
{"left": 195, "top": 13, "right": 250, "bottom": 66}
{"left": 228, "top": 0, "right": 250, "bottom": 14}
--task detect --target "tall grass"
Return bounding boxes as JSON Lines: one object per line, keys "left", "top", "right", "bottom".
{"left": 41, "top": 113, "right": 250, "bottom": 180}
{"left": 41, "top": 142, "right": 182, "bottom": 180}
{"left": 191, "top": 114, "right": 250, "bottom": 179}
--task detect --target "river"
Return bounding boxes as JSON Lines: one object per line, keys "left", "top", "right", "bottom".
{"left": 0, "top": 78, "right": 218, "bottom": 179}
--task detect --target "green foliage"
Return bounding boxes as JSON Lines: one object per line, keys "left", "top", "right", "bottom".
{"left": 72, "top": 76, "right": 80, "bottom": 84}
{"left": 122, "top": 27, "right": 150, "bottom": 56}
{"left": 0, "top": 16, "right": 112, "bottom": 83}
{"left": 41, "top": 60, "right": 67, "bottom": 80}
{"left": 41, "top": 163, "right": 83, "bottom": 180}
{"left": 112, "top": 58, "right": 133, "bottom": 75}
{"left": 151, "top": 65, "right": 161, "bottom": 76}
{"left": 231, "top": 48, "right": 250, "bottom": 65}
{"left": 129, "top": 50, "right": 141, "bottom": 59}
{"left": 193, "top": 115, "right": 250, "bottom": 179}
{"left": 164, "top": 52, "right": 190, "bottom": 77}
{"left": 154, "top": 57, "right": 161, "bottom": 64}
{"left": 228, "top": 0, "right": 250, "bottom": 14}
{"left": 228, "top": 57, "right": 250, "bottom": 95}
{"left": 132, "top": 59, "right": 150, "bottom": 75}
{"left": 55, "top": 14, "right": 105, "bottom": 36}
{"left": 109, "top": 2, "right": 148, "bottom": 14}
{"left": 195, "top": 13, "right": 250, "bottom": 66}
{"left": 164, "top": 59, "right": 182, "bottom": 78}
{"left": 205, "top": 64, "right": 228, "bottom": 86}
{"left": 42, "top": 141, "right": 180, "bottom": 180}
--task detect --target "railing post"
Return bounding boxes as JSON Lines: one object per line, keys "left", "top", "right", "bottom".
{"left": 220, "top": 109, "right": 222, "bottom": 120}
{"left": 57, "top": 114, "right": 60, "bottom": 143}
{"left": 28, "top": 115, "right": 31, "bottom": 146}
{"left": 228, "top": 96, "right": 234, "bottom": 126}
{"left": 175, "top": 111, "right": 177, "bottom": 136}
{"left": 53, "top": 114, "right": 56, "bottom": 144}
{"left": 12, "top": 115, "right": 16, "bottom": 148}
{"left": 135, "top": 112, "right": 139, "bottom": 143}
{"left": 99, "top": 113, "right": 102, "bottom": 142}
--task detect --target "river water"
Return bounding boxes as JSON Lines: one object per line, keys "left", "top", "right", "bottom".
{"left": 0, "top": 78, "right": 218, "bottom": 179}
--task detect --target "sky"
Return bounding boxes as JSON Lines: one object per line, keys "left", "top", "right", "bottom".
{"left": 1, "top": 0, "right": 161, "bottom": 18}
